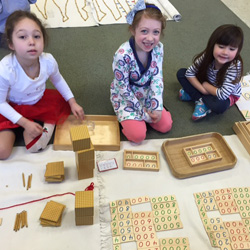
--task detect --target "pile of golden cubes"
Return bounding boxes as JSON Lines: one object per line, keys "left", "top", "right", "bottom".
{"left": 70, "top": 125, "right": 95, "bottom": 180}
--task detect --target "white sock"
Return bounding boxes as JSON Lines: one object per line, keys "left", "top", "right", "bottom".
{"left": 39, "top": 123, "right": 55, "bottom": 149}
{"left": 27, "top": 139, "right": 43, "bottom": 153}
{"left": 26, "top": 123, "right": 55, "bottom": 153}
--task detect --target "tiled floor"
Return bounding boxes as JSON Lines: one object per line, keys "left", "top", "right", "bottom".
{"left": 221, "top": 0, "right": 250, "bottom": 27}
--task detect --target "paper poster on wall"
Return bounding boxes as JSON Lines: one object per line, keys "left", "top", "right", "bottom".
{"left": 31, "top": 0, "right": 181, "bottom": 28}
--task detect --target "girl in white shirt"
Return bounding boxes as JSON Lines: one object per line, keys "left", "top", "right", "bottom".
{"left": 0, "top": 10, "right": 84, "bottom": 159}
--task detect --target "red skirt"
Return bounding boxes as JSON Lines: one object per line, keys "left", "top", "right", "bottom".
{"left": 0, "top": 89, "right": 71, "bottom": 131}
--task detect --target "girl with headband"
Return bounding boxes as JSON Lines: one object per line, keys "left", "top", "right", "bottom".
{"left": 110, "top": 0, "right": 172, "bottom": 144}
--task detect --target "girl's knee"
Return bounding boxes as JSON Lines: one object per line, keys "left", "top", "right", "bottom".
{"left": 0, "top": 146, "right": 12, "bottom": 160}
{"left": 121, "top": 120, "right": 147, "bottom": 143}
{"left": 157, "top": 111, "right": 173, "bottom": 133}
{"left": 164, "top": 121, "right": 173, "bottom": 133}
{"left": 207, "top": 103, "right": 228, "bottom": 114}
{"left": 0, "top": 130, "right": 15, "bottom": 159}
{"left": 203, "top": 97, "right": 229, "bottom": 114}
{"left": 157, "top": 119, "right": 173, "bottom": 133}
{"left": 176, "top": 68, "right": 187, "bottom": 80}
{"left": 133, "top": 131, "right": 146, "bottom": 143}
{"left": 123, "top": 129, "right": 146, "bottom": 143}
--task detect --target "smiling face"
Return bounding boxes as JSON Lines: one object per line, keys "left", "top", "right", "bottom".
{"left": 8, "top": 17, "right": 44, "bottom": 64}
{"left": 131, "top": 16, "right": 162, "bottom": 53}
{"left": 213, "top": 43, "right": 238, "bottom": 69}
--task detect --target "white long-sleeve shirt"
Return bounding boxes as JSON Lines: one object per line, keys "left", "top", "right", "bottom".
{"left": 0, "top": 52, "right": 74, "bottom": 123}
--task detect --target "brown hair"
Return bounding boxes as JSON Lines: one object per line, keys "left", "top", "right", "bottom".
{"left": 129, "top": 3, "right": 167, "bottom": 35}
{"left": 5, "top": 10, "right": 48, "bottom": 47}
{"left": 194, "top": 24, "right": 244, "bottom": 86}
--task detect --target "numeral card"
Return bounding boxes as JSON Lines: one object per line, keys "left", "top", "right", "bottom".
{"left": 97, "top": 158, "right": 118, "bottom": 172}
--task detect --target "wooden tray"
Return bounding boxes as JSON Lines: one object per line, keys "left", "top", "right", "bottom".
{"left": 233, "top": 121, "right": 250, "bottom": 155}
{"left": 161, "top": 133, "right": 237, "bottom": 178}
{"left": 53, "top": 115, "right": 120, "bottom": 151}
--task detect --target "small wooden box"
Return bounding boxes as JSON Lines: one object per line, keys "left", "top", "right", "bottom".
{"left": 183, "top": 142, "right": 222, "bottom": 167}
{"left": 123, "top": 150, "right": 160, "bottom": 171}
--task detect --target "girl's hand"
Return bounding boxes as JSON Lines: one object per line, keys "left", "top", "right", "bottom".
{"left": 187, "top": 77, "right": 209, "bottom": 95}
{"left": 68, "top": 98, "right": 84, "bottom": 120}
{"left": 200, "top": 88, "right": 209, "bottom": 95}
{"left": 23, "top": 120, "right": 43, "bottom": 139}
{"left": 17, "top": 117, "right": 43, "bottom": 139}
{"left": 147, "top": 110, "right": 162, "bottom": 123}
{"left": 202, "top": 81, "right": 217, "bottom": 95}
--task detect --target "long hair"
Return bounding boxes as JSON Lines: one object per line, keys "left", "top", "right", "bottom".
{"left": 194, "top": 24, "right": 244, "bottom": 86}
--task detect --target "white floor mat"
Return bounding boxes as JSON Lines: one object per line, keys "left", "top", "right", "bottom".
{"left": 221, "top": 0, "right": 250, "bottom": 28}
{"left": 1, "top": 135, "right": 250, "bottom": 249}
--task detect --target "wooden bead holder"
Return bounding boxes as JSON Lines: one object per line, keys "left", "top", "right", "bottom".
{"left": 123, "top": 150, "right": 160, "bottom": 171}
{"left": 183, "top": 143, "right": 222, "bottom": 167}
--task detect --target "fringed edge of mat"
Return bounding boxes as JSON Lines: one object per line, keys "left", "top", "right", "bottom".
{"left": 97, "top": 153, "right": 113, "bottom": 250}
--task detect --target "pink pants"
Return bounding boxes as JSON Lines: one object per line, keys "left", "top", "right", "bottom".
{"left": 229, "top": 95, "right": 240, "bottom": 106}
{"left": 121, "top": 109, "right": 173, "bottom": 143}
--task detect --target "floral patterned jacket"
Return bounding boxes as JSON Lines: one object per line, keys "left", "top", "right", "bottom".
{"left": 110, "top": 37, "right": 164, "bottom": 122}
